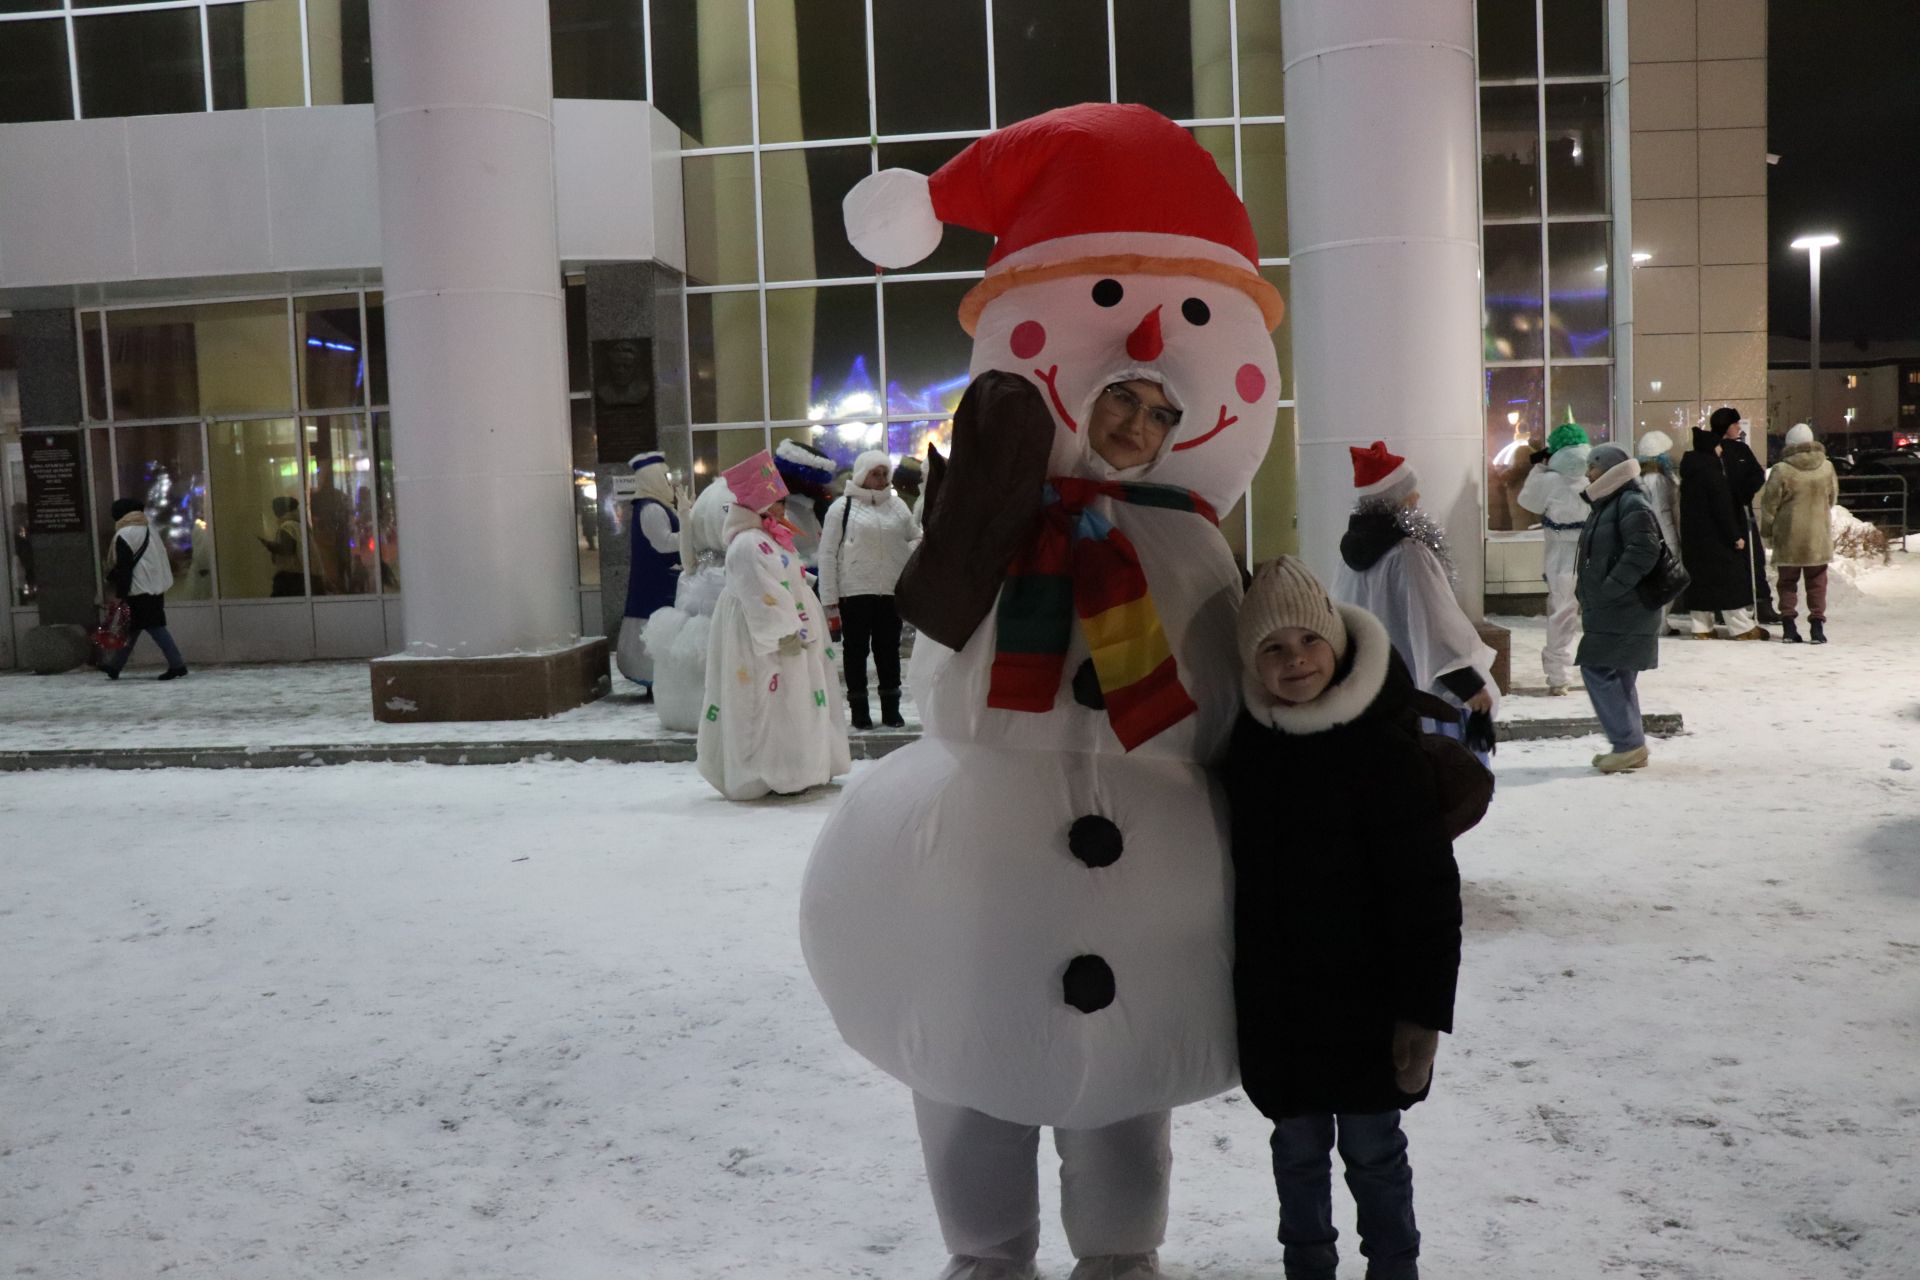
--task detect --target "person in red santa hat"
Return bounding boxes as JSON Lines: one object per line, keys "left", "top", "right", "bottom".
{"left": 1333, "top": 442, "right": 1500, "bottom": 760}
{"left": 800, "top": 104, "right": 1283, "bottom": 1280}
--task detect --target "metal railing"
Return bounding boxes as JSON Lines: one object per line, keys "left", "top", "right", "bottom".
{"left": 1836, "top": 475, "right": 1910, "bottom": 551}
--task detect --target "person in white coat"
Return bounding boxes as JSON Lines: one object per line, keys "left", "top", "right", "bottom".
{"left": 644, "top": 478, "right": 732, "bottom": 732}
{"left": 102, "top": 497, "right": 187, "bottom": 680}
{"left": 1333, "top": 442, "right": 1499, "bottom": 761}
{"left": 1634, "top": 431, "right": 1688, "bottom": 636}
{"left": 696, "top": 450, "right": 850, "bottom": 800}
{"left": 818, "top": 448, "right": 921, "bottom": 729}
{"left": 1515, "top": 420, "right": 1591, "bottom": 694}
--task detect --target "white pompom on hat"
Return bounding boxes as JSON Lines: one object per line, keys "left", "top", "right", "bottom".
{"left": 1634, "top": 430, "right": 1674, "bottom": 459}
{"left": 1785, "top": 422, "right": 1816, "bottom": 447}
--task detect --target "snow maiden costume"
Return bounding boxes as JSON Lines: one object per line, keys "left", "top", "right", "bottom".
{"left": 1334, "top": 442, "right": 1500, "bottom": 758}
{"left": 644, "top": 478, "right": 733, "bottom": 732}
{"left": 694, "top": 452, "right": 850, "bottom": 799}
{"left": 773, "top": 438, "right": 837, "bottom": 569}
{"left": 800, "top": 104, "right": 1284, "bottom": 1280}
{"left": 1515, "top": 417, "right": 1590, "bottom": 693}
{"left": 613, "top": 452, "right": 682, "bottom": 692}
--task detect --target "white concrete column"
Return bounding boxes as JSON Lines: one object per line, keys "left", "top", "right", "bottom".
{"left": 1280, "top": 0, "right": 1487, "bottom": 615}
{"left": 370, "top": 0, "right": 578, "bottom": 656}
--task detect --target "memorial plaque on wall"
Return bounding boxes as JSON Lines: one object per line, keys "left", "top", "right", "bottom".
{"left": 24, "top": 432, "right": 86, "bottom": 536}
{"left": 592, "top": 337, "right": 656, "bottom": 461}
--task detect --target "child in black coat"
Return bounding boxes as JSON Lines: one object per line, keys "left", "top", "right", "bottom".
{"left": 1226, "top": 556, "right": 1465, "bottom": 1280}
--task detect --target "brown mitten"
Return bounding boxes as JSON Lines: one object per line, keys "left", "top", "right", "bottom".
{"left": 1392, "top": 1020, "right": 1440, "bottom": 1094}
{"left": 895, "top": 370, "right": 1054, "bottom": 650}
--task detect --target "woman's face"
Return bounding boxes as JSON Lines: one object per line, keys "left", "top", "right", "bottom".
{"left": 763, "top": 497, "right": 787, "bottom": 521}
{"left": 1088, "top": 380, "right": 1181, "bottom": 470}
{"left": 860, "top": 465, "right": 890, "bottom": 490}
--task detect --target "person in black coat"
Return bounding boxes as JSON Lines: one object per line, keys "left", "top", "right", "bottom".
{"left": 1679, "top": 415, "right": 1768, "bottom": 640}
{"left": 1712, "top": 406, "right": 1779, "bottom": 622}
{"left": 1227, "top": 557, "right": 1463, "bottom": 1280}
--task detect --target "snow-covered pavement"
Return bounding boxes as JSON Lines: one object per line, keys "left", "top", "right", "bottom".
{"left": 4, "top": 556, "right": 1918, "bottom": 1279}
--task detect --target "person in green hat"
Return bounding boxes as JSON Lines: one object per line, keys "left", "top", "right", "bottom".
{"left": 1516, "top": 412, "right": 1592, "bottom": 694}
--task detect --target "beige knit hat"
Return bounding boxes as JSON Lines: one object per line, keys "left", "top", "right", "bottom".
{"left": 1237, "top": 555, "right": 1348, "bottom": 670}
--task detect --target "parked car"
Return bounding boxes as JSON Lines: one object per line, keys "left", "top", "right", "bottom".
{"left": 1846, "top": 447, "right": 1920, "bottom": 531}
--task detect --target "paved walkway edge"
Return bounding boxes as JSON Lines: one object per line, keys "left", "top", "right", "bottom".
{"left": 0, "top": 713, "right": 1681, "bottom": 772}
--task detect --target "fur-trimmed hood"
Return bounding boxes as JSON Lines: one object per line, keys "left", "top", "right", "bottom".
{"left": 1783, "top": 441, "right": 1829, "bottom": 470}
{"left": 1242, "top": 604, "right": 1399, "bottom": 735}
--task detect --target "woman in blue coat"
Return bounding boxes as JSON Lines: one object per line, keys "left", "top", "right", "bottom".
{"left": 614, "top": 452, "right": 682, "bottom": 695}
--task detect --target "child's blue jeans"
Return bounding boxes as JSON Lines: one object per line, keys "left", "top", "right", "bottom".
{"left": 1271, "top": 1110, "right": 1419, "bottom": 1280}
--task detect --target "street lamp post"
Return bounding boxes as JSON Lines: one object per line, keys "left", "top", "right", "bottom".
{"left": 1791, "top": 233, "right": 1840, "bottom": 437}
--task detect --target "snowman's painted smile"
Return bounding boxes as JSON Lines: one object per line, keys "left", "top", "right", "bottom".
{"left": 1171, "top": 405, "right": 1238, "bottom": 453}
{"left": 1033, "top": 364, "right": 1078, "bottom": 432}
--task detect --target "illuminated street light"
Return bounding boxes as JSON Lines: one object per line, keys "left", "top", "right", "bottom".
{"left": 1791, "top": 232, "right": 1841, "bottom": 434}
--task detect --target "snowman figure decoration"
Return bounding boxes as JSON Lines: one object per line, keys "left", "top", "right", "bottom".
{"left": 800, "top": 105, "right": 1283, "bottom": 1280}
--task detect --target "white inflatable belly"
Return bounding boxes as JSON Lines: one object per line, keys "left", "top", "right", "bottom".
{"left": 799, "top": 737, "right": 1237, "bottom": 1130}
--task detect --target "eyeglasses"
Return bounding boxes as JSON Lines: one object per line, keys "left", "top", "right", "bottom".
{"left": 1099, "top": 383, "right": 1182, "bottom": 432}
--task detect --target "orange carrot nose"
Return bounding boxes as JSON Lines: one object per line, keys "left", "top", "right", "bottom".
{"left": 1125, "top": 306, "right": 1164, "bottom": 362}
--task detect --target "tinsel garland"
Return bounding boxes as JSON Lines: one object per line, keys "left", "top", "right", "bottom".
{"left": 1356, "top": 496, "right": 1456, "bottom": 582}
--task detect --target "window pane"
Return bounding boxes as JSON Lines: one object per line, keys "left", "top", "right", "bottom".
{"left": 196, "top": 299, "right": 295, "bottom": 416}
{"left": 1483, "top": 223, "right": 1544, "bottom": 362}
{"left": 209, "top": 0, "right": 305, "bottom": 111}
{"left": 118, "top": 422, "right": 210, "bottom": 600}
{"left": 1486, "top": 365, "right": 1544, "bottom": 531}
{"left": 759, "top": 0, "right": 866, "bottom": 143}
{"left": 4, "top": 438, "right": 29, "bottom": 606}
{"left": 1545, "top": 83, "right": 1607, "bottom": 215}
{"left": 798, "top": 420, "right": 886, "bottom": 479}
{"left": 550, "top": 0, "right": 646, "bottom": 100}
{"left": 690, "top": 426, "right": 770, "bottom": 495}
{"left": 304, "top": 414, "right": 377, "bottom": 595}
{"left": 1116, "top": 0, "right": 1232, "bottom": 122}
{"left": 1241, "top": 123, "right": 1287, "bottom": 256}
{"left": 210, "top": 418, "right": 303, "bottom": 599}
{"left": 106, "top": 307, "right": 201, "bottom": 421}
{"left": 875, "top": 0, "right": 987, "bottom": 135}
{"left": 75, "top": 10, "right": 205, "bottom": 119}
{"left": 766, "top": 285, "right": 878, "bottom": 423}
{"left": 1476, "top": 0, "right": 1537, "bottom": 80}
{"left": 877, "top": 139, "right": 993, "bottom": 273}
{"left": 297, "top": 294, "right": 366, "bottom": 410}
{"left": 1259, "top": 264, "right": 1293, "bottom": 403}
{"left": 306, "top": 0, "right": 372, "bottom": 106}
{"left": 1480, "top": 85, "right": 1539, "bottom": 218}
{"left": 688, "top": 291, "right": 763, "bottom": 423}
{"left": 373, "top": 410, "right": 398, "bottom": 591}
{"left": 1236, "top": 0, "right": 1284, "bottom": 116}
{"left": 0, "top": 318, "right": 15, "bottom": 433}
{"left": 883, "top": 277, "right": 974, "bottom": 417}
{"left": 82, "top": 312, "right": 108, "bottom": 421}
{"left": 1549, "top": 364, "right": 1612, "bottom": 444}
{"left": 569, "top": 398, "right": 600, "bottom": 586}
{"left": 1543, "top": 0, "right": 1607, "bottom": 76}
{"left": 566, "top": 280, "right": 589, "bottom": 394}
{"left": 365, "top": 293, "right": 388, "bottom": 405}
{"left": 683, "top": 151, "right": 760, "bottom": 286}
{"left": 650, "top": 0, "right": 751, "bottom": 146}
{"left": 0, "top": 17, "right": 72, "bottom": 123}
{"left": 994, "top": 0, "right": 1108, "bottom": 126}
{"left": 0, "top": 1, "right": 68, "bottom": 11}
{"left": 88, "top": 428, "right": 114, "bottom": 584}
{"left": 1189, "top": 124, "right": 1234, "bottom": 185}
{"left": 761, "top": 145, "right": 873, "bottom": 282}
{"left": 1546, "top": 220, "right": 1610, "bottom": 359}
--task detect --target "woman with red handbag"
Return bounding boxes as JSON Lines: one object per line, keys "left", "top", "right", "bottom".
{"left": 101, "top": 497, "right": 188, "bottom": 681}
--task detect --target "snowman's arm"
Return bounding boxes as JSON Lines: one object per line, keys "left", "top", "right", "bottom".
{"left": 639, "top": 503, "right": 681, "bottom": 557}
{"left": 728, "top": 536, "right": 804, "bottom": 655}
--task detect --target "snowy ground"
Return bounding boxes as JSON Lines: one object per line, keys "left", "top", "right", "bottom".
{"left": 4, "top": 555, "right": 1918, "bottom": 1279}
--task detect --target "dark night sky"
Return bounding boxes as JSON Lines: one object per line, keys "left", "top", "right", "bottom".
{"left": 1767, "top": 3, "right": 1920, "bottom": 346}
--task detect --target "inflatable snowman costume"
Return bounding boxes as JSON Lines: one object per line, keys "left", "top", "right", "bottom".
{"left": 695, "top": 450, "right": 851, "bottom": 800}
{"left": 644, "top": 478, "right": 733, "bottom": 733}
{"left": 613, "top": 452, "right": 682, "bottom": 692}
{"left": 800, "top": 105, "right": 1283, "bottom": 1279}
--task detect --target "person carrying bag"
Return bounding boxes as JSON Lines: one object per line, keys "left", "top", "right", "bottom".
{"left": 101, "top": 498, "right": 189, "bottom": 681}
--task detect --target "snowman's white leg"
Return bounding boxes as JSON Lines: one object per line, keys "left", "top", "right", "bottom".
{"left": 1053, "top": 1109, "right": 1172, "bottom": 1261}
{"left": 913, "top": 1092, "right": 1042, "bottom": 1272}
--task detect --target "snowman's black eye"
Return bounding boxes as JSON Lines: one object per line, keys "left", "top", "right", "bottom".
{"left": 1182, "top": 297, "right": 1211, "bottom": 326}
{"left": 1091, "top": 278, "right": 1124, "bottom": 307}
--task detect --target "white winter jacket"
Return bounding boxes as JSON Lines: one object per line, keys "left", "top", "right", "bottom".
{"left": 817, "top": 486, "right": 918, "bottom": 604}
{"left": 114, "top": 516, "right": 175, "bottom": 597}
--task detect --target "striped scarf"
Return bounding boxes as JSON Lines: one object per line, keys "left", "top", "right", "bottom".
{"left": 988, "top": 477, "right": 1216, "bottom": 752}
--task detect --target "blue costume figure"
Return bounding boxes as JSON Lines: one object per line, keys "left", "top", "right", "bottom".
{"left": 773, "top": 438, "right": 837, "bottom": 569}
{"left": 615, "top": 451, "right": 683, "bottom": 695}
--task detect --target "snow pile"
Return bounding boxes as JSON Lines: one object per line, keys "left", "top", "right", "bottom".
{"left": 2, "top": 555, "right": 1917, "bottom": 1278}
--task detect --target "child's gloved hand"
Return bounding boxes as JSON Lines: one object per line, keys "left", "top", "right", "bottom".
{"left": 1392, "top": 1020, "right": 1439, "bottom": 1093}
{"left": 777, "top": 633, "right": 804, "bottom": 657}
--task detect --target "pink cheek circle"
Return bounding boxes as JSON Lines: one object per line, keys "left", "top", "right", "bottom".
{"left": 1009, "top": 320, "right": 1047, "bottom": 360}
{"left": 1235, "top": 362, "right": 1267, "bottom": 404}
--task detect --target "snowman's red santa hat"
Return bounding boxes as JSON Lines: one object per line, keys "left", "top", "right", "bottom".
{"left": 844, "top": 103, "right": 1284, "bottom": 336}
